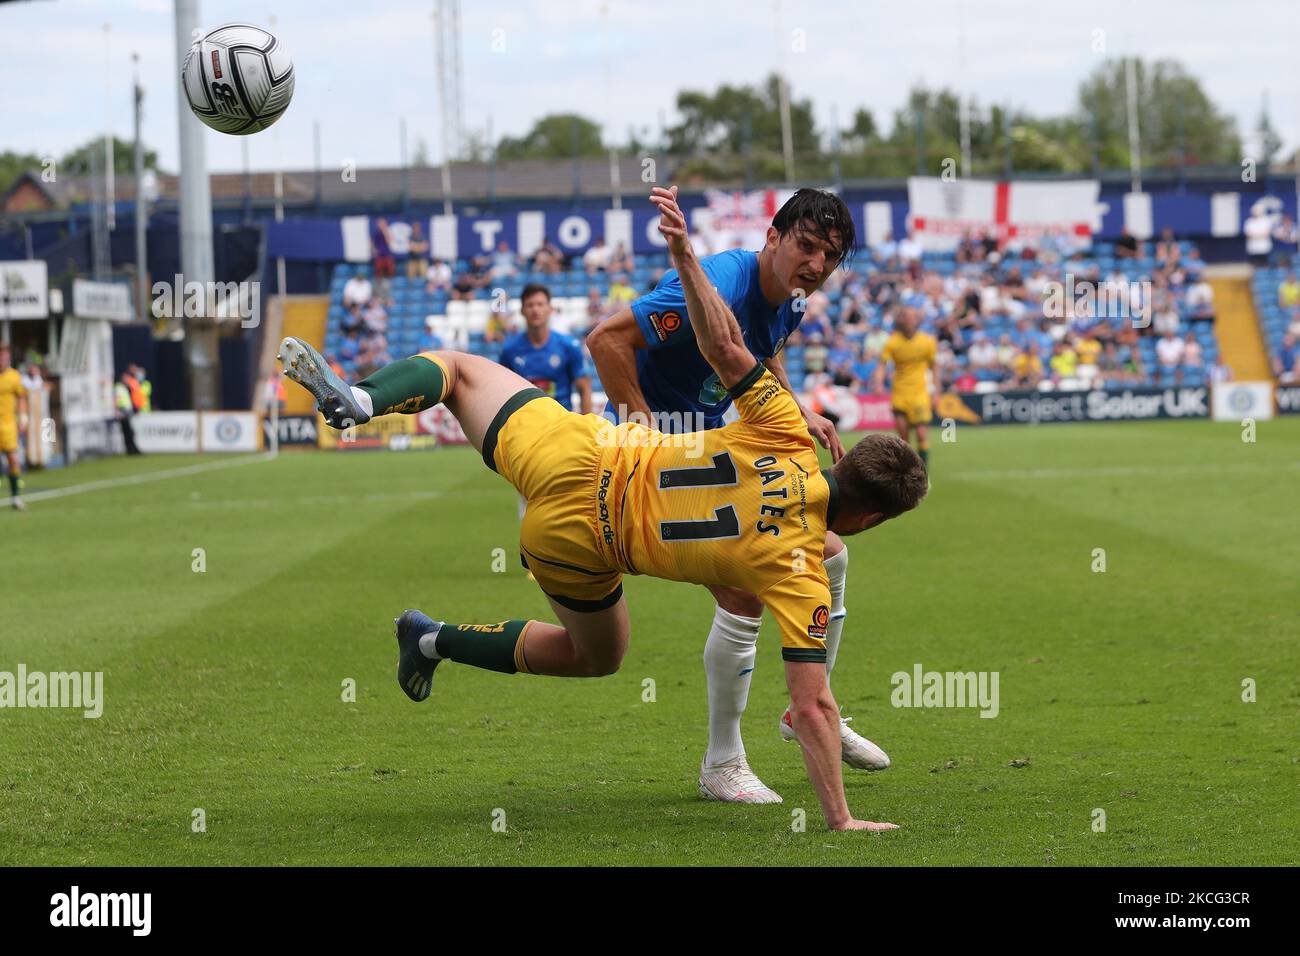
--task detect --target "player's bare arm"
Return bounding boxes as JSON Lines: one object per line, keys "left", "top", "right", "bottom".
{"left": 650, "top": 186, "right": 754, "bottom": 390}
{"left": 576, "top": 375, "right": 593, "bottom": 416}
{"left": 586, "top": 307, "right": 654, "bottom": 421}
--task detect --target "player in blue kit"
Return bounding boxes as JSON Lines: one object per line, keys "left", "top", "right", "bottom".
{"left": 499, "top": 283, "right": 592, "bottom": 414}
{"left": 588, "top": 187, "right": 890, "bottom": 804}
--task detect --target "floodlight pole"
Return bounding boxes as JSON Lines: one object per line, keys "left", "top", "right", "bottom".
{"left": 174, "top": 0, "right": 220, "bottom": 410}
{"left": 1125, "top": 55, "right": 1143, "bottom": 194}
{"left": 133, "top": 53, "right": 148, "bottom": 323}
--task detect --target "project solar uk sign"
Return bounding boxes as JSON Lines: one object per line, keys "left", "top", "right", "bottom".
{"left": 950, "top": 387, "right": 1209, "bottom": 425}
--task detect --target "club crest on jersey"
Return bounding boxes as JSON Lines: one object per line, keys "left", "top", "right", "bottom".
{"left": 647, "top": 310, "right": 681, "bottom": 342}
{"left": 808, "top": 604, "right": 829, "bottom": 639}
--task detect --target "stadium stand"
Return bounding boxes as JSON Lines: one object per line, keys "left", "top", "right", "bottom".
{"left": 1249, "top": 265, "right": 1300, "bottom": 383}
{"left": 320, "top": 237, "right": 1224, "bottom": 399}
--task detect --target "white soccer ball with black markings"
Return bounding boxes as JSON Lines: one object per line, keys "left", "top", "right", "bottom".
{"left": 182, "top": 23, "right": 294, "bottom": 135}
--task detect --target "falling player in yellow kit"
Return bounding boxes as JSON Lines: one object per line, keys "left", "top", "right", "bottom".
{"left": 279, "top": 187, "right": 928, "bottom": 831}
{"left": 873, "top": 307, "right": 939, "bottom": 469}
{"left": 0, "top": 345, "right": 29, "bottom": 511}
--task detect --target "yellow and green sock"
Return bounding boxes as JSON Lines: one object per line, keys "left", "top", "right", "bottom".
{"left": 355, "top": 352, "right": 449, "bottom": 416}
{"left": 429, "top": 620, "right": 536, "bottom": 675}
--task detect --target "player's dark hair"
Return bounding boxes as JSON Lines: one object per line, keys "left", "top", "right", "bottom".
{"left": 520, "top": 283, "right": 551, "bottom": 302}
{"left": 772, "top": 188, "right": 857, "bottom": 267}
{"left": 833, "top": 433, "right": 928, "bottom": 519}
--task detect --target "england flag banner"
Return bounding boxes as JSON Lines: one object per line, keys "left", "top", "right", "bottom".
{"left": 907, "top": 178, "right": 1103, "bottom": 251}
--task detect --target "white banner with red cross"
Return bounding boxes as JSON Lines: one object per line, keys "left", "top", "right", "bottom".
{"left": 907, "top": 177, "right": 1102, "bottom": 251}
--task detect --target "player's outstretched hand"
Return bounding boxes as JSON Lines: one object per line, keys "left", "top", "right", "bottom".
{"left": 803, "top": 409, "right": 845, "bottom": 462}
{"left": 833, "top": 819, "right": 900, "bottom": 832}
{"left": 649, "top": 186, "right": 690, "bottom": 260}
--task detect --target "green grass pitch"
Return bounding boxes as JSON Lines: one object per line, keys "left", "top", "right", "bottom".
{"left": 1, "top": 418, "right": 1297, "bottom": 866}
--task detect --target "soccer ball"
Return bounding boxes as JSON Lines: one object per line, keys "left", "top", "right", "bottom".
{"left": 182, "top": 23, "right": 294, "bottom": 135}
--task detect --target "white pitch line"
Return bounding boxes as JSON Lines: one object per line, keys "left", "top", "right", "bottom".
{"left": 0, "top": 453, "right": 276, "bottom": 507}
{"left": 947, "top": 461, "right": 1300, "bottom": 482}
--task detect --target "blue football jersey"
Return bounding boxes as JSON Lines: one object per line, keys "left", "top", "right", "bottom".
{"left": 499, "top": 329, "right": 588, "bottom": 411}
{"left": 631, "top": 249, "right": 802, "bottom": 430}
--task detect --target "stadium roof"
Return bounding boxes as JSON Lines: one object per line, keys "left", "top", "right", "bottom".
{"left": 2, "top": 156, "right": 667, "bottom": 213}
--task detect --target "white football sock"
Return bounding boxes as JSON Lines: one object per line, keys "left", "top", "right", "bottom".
{"left": 824, "top": 547, "right": 849, "bottom": 682}
{"left": 417, "top": 622, "right": 445, "bottom": 660}
{"left": 703, "top": 605, "right": 762, "bottom": 767}
{"left": 350, "top": 386, "right": 374, "bottom": 418}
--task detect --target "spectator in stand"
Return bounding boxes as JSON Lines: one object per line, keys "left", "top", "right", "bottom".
{"left": 1278, "top": 273, "right": 1300, "bottom": 310}
{"left": 583, "top": 238, "right": 613, "bottom": 274}
{"left": 452, "top": 255, "right": 492, "bottom": 301}
{"left": 827, "top": 333, "right": 855, "bottom": 375}
{"left": 342, "top": 301, "right": 364, "bottom": 335}
{"left": 371, "top": 218, "right": 396, "bottom": 300}
{"left": 1155, "top": 228, "right": 1181, "bottom": 268}
{"left": 1275, "top": 334, "right": 1298, "bottom": 383}
{"left": 585, "top": 287, "right": 608, "bottom": 325}
{"left": 1182, "top": 246, "right": 1206, "bottom": 279}
{"left": 1273, "top": 214, "right": 1298, "bottom": 259}
{"left": 864, "top": 322, "right": 890, "bottom": 355}
{"left": 342, "top": 270, "right": 372, "bottom": 310}
{"left": 609, "top": 242, "right": 635, "bottom": 274}
{"left": 362, "top": 297, "right": 388, "bottom": 336}
{"left": 1049, "top": 340, "right": 1078, "bottom": 382}
{"left": 1012, "top": 347, "right": 1044, "bottom": 388}
{"left": 606, "top": 273, "right": 637, "bottom": 309}
{"left": 1098, "top": 342, "right": 1125, "bottom": 386}
{"left": 339, "top": 328, "right": 360, "bottom": 364}
{"left": 1185, "top": 275, "right": 1215, "bottom": 319}
{"left": 484, "top": 306, "right": 512, "bottom": 345}
{"left": 954, "top": 231, "right": 981, "bottom": 264}
{"left": 406, "top": 221, "right": 430, "bottom": 281}
{"left": 872, "top": 230, "right": 898, "bottom": 262}
{"left": 1156, "top": 328, "right": 1186, "bottom": 376}
{"left": 968, "top": 332, "right": 997, "bottom": 370}
{"left": 532, "top": 239, "right": 566, "bottom": 275}
{"left": 1114, "top": 226, "right": 1141, "bottom": 260}
{"left": 1243, "top": 204, "right": 1274, "bottom": 266}
{"left": 954, "top": 368, "right": 978, "bottom": 392}
{"left": 994, "top": 333, "right": 1016, "bottom": 371}
{"left": 1182, "top": 332, "right": 1203, "bottom": 371}
{"left": 490, "top": 240, "right": 519, "bottom": 280}
{"left": 802, "top": 332, "right": 829, "bottom": 376}
{"left": 1152, "top": 296, "right": 1181, "bottom": 337}
{"left": 418, "top": 317, "right": 443, "bottom": 353}
{"left": 1074, "top": 333, "right": 1102, "bottom": 385}
{"left": 894, "top": 227, "right": 925, "bottom": 265}
{"left": 426, "top": 258, "right": 453, "bottom": 294}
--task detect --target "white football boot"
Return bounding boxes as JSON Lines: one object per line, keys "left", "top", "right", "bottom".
{"left": 780, "top": 708, "right": 891, "bottom": 770}
{"left": 698, "top": 756, "right": 783, "bottom": 804}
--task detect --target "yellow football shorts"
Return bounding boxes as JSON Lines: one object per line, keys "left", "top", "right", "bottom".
{"left": 891, "top": 392, "right": 932, "bottom": 426}
{"left": 0, "top": 421, "right": 17, "bottom": 454}
{"left": 483, "top": 389, "right": 624, "bottom": 612}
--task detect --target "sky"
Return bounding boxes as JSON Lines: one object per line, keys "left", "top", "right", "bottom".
{"left": 0, "top": 0, "right": 1297, "bottom": 177}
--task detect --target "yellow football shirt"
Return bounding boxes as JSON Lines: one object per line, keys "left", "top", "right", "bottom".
{"left": 882, "top": 331, "right": 936, "bottom": 398}
{"left": 0, "top": 368, "right": 25, "bottom": 426}
{"left": 596, "top": 366, "right": 834, "bottom": 662}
